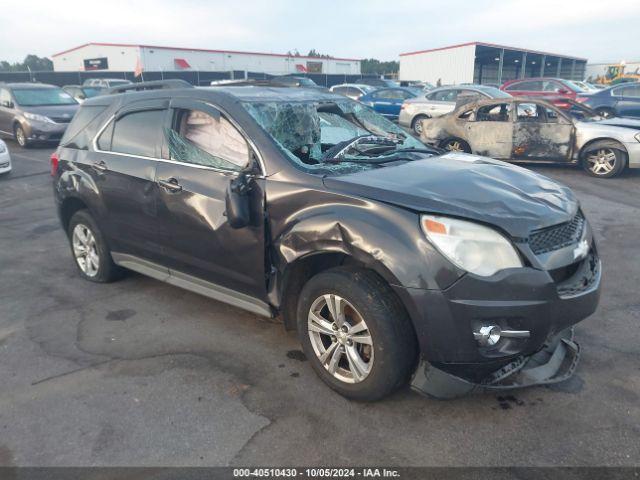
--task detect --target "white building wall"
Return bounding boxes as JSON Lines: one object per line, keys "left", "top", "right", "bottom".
{"left": 399, "top": 45, "right": 476, "bottom": 84}
{"left": 53, "top": 45, "right": 140, "bottom": 71}
{"left": 53, "top": 44, "right": 361, "bottom": 74}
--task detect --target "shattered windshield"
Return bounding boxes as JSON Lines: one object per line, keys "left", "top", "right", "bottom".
{"left": 242, "top": 99, "right": 430, "bottom": 174}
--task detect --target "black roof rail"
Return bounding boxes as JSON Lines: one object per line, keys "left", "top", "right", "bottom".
{"left": 107, "top": 79, "right": 194, "bottom": 95}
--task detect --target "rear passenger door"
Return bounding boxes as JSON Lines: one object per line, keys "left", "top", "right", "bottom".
{"left": 91, "top": 99, "right": 168, "bottom": 261}
{"left": 154, "top": 98, "right": 267, "bottom": 302}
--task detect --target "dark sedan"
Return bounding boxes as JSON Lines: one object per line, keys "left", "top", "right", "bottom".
{"left": 577, "top": 83, "right": 640, "bottom": 118}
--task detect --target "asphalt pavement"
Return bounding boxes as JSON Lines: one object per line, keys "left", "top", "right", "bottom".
{"left": 0, "top": 142, "right": 638, "bottom": 467}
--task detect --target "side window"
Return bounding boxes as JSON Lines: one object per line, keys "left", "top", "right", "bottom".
{"left": 430, "top": 89, "right": 458, "bottom": 102}
{"left": 544, "top": 107, "right": 560, "bottom": 123}
{"left": 516, "top": 103, "right": 542, "bottom": 122}
{"left": 332, "top": 87, "right": 347, "bottom": 95}
{"left": 166, "top": 109, "right": 250, "bottom": 171}
{"left": 507, "top": 81, "right": 543, "bottom": 92}
{"left": 616, "top": 85, "right": 640, "bottom": 98}
{"left": 371, "top": 90, "right": 389, "bottom": 100}
{"left": 110, "top": 109, "right": 166, "bottom": 157}
{"left": 611, "top": 87, "right": 625, "bottom": 97}
{"left": 346, "top": 87, "right": 362, "bottom": 98}
{"left": 0, "top": 88, "right": 11, "bottom": 106}
{"left": 97, "top": 120, "right": 114, "bottom": 150}
{"left": 476, "top": 103, "right": 511, "bottom": 122}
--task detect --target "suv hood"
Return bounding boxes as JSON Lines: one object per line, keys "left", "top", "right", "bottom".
{"left": 323, "top": 153, "right": 578, "bottom": 239}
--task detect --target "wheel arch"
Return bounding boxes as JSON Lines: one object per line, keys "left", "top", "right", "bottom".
{"left": 59, "top": 196, "right": 90, "bottom": 235}
{"left": 578, "top": 137, "right": 628, "bottom": 162}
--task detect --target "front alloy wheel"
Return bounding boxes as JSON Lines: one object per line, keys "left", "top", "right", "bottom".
{"left": 15, "top": 126, "right": 27, "bottom": 147}
{"left": 307, "top": 294, "right": 373, "bottom": 383}
{"left": 72, "top": 223, "right": 100, "bottom": 277}
{"left": 584, "top": 147, "right": 622, "bottom": 177}
{"left": 296, "top": 267, "right": 417, "bottom": 401}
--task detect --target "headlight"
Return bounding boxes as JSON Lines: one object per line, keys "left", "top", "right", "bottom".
{"left": 24, "top": 112, "right": 54, "bottom": 123}
{"left": 635, "top": 132, "right": 640, "bottom": 143}
{"left": 0, "top": 140, "right": 6, "bottom": 154}
{"left": 421, "top": 215, "right": 523, "bottom": 277}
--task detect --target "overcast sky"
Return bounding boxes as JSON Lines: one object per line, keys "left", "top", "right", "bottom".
{"left": 0, "top": 0, "right": 638, "bottom": 64}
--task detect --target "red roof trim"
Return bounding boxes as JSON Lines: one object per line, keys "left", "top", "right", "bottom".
{"left": 52, "top": 42, "right": 361, "bottom": 62}
{"left": 399, "top": 41, "right": 587, "bottom": 62}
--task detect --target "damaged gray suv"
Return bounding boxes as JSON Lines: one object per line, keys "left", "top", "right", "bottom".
{"left": 52, "top": 80, "right": 601, "bottom": 401}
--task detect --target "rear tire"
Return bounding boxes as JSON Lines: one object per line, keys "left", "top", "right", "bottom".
{"left": 411, "top": 115, "right": 430, "bottom": 135}
{"left": 296, "top": 267, "right": 417, "bottom": 401}
{"left": 581, "top": 141, "right": 627, "bottom": 178}
{"left": 441, "top": 138, "right": 471, "bottom": 153}
{"left": 67, "top": 210, "right": 123, "bottom": 282}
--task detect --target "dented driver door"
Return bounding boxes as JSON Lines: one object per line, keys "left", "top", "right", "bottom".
{"left": 512, "top": 102, "right": 574, "bottom": 162}
{"left": 154, "top": 98, "right": 268, "bottom": 304}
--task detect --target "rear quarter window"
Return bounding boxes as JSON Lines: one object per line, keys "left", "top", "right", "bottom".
{"left": 60, "top": 105, "right": 108, "bottom": 150}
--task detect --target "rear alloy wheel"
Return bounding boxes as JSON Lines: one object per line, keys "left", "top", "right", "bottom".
{"left": 442, "top": 138, "right": 470, "bottom": 153}
{"left": 297, "top": 267, "right": 417, "bottom": 401}
{"left": 14, "top": 125, "right": 28, "bottom": 148}
{"left": 583, "top": 145, "right": 626, "bottom": 178}
{"left": 67, "top": 210, "right": 123, "bottom": 282}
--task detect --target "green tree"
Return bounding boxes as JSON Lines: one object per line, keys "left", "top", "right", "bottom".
{"left": 0, "top": 55, "right": 53, "bottom": 72}
{"left": 361, "top": 58, "right": 399, "bottom": 75}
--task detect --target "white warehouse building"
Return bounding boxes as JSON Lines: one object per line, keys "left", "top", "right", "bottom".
{"left": 399, "top": 41, "right": 587, "bottom": 85}
{"left": 52, "top": 43, "right": 361, "bottom": 75}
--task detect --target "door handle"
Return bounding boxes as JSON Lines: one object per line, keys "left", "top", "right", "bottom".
{"left": 158, "top": 177, "right": 183, "bottom": 193}
{"left": 92, "top": 160, "right": 107, "bottom": 172}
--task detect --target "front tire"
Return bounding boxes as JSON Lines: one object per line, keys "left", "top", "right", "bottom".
{"left": 14, "top": 125, "right": 28, "bottom": 148}
{"left": 67, "top": 210, "right": 123, "bottom": 282}
{"left": 582, "top": 142, "right": 627, "bottom": 178}
{"left": 296, "top": 267, "right": 417, "bottom": 401}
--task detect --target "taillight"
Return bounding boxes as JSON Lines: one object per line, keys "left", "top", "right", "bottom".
{"left": 576, "top": 96, "right": 588, "bottom": 103}
{"left": 50, "top": 152, "right": 59, "bottom": 176}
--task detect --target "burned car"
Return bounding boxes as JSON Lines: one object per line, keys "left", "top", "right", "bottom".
{"left": 419, "top": 97, "right": 640, "bottom": 178}
{"left": 53, "top": 82, "right": 600, "bottom": 401}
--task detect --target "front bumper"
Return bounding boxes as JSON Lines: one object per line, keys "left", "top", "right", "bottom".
{"left": 394, "top": 247, "right": 601, "bottom": 393}
{"left": 0, "top": 150, "right": 11, "bottom": 173}
{"left": 411, "top": 327, "right": 580, "bottom": 398}
{"left": 22, "top": 121, "right": 68, "bottom": 143}
{"left": 624, "top": 141, "right": 640, "bottom": 169}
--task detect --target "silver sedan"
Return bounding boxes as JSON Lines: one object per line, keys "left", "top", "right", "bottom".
{"left": 399, "top": 85, "right": 512, "bottom": 134}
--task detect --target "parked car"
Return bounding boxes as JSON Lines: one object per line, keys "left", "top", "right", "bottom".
{"left": 359, "top": 78, "right": 399, "bottom": 88}
{"left": 500, "top": 77, "right": 585, "bottom": 103}
{"left": 0, "top": 83, "right": 78, "bottom": 147}
{"left": 63, "top": 85, "right": 104, "bottom": 103}
{"left": 577, "top": 82, "right": 640, "bottom": 118}
{"left": 572, "top": 81, "right": 600, "bottom": 93}
{"left": 0, "top": 139, "right": 11, "bottom": 175}
{"left": 53, "top": 81, "right": 600, "bottom": 400}
{"left": 329, "top": 83, "right": 375, "bottom": 100}
{"left": 83, "top": 78, "right": 132, "bottom": 89}
{"left": 269, "top": 76, "right": 322, "bottom": 88}
{"left": 359, "top": 87, "right": 421, "bottom": 120}
{"left": 419, "top": 96, "right": 640, "bottom": 178}
{"left": 399, "top": 85, "right": 511, "bottom": 134}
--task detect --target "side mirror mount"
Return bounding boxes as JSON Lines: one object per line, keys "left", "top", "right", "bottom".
{"left": 558, "top": 88, "right": 570, "bottom": 95}
{"left": 1, "top": 100, "right": 14, "bottom": 109}
{"left": 225, "top": 172, "right": 251, "bottom": 229}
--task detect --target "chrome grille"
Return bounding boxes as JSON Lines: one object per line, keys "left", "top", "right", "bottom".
{"left": 529, "top": 211, "right": 585, "bottom": 255}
